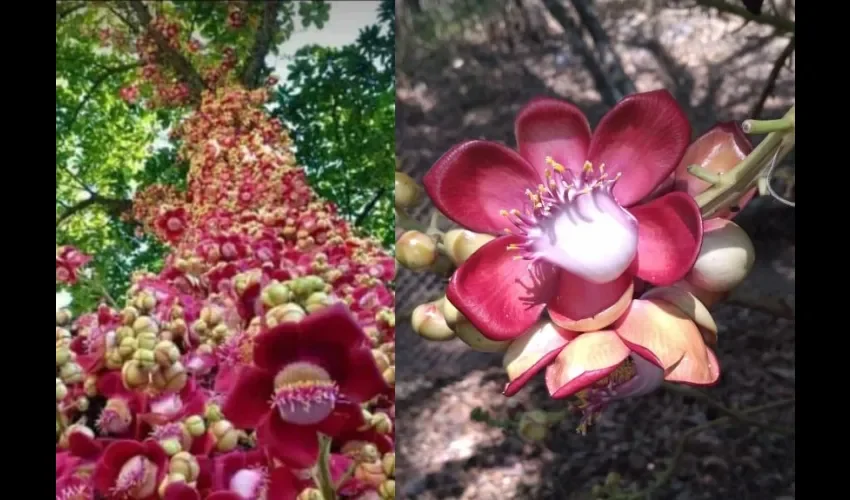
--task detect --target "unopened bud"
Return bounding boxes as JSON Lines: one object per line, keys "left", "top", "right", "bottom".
{"left": 371, "top": 412, "right": 393, "bottom": 434}
{"left": 266, "top": 303, "right": 305, "bottom": 327}
{"left": 159, "top": 437, "right": 183, "bottom": 456}
{"left": 455, "top": 321, "right": 510, "bottom": 353}
{"left": 152, "top": 362, "right": 188, "bottom": 392}
{"left": 56, "top": 308, "right": 72, "bottom": 326}
{"left": 133, "top": 348, "right": 157, "bottom": 370}
{"left": 84, "top": 375, "right": 98, "bottom": 397}
{"left": 121, "top": 307, "right": 139, "bottom": 325}
{"left": 411, "top": 301, "right": 456, "bottom": 341}
{"left": 396, "top": 231, "right": 437, "bottom": 271}
{"left": 200, "top": 306, "right": 222, "bottom": 326}
{"left": 394, "top": 171, "right": 423, "bottom": 209}
{"left": 211, "top": 323, "right": 230, "bottom": 342}
{"left": 158, "top": 473, "right": 188, "bottom": 498}
{"left": 116, "top": 325, "right": 136, "bottom": 343}
{"left": 154, "top": 341, "right": 180, "bottom": 367}
{"left": 440, "top": 296, "right": 464, "bottom": 328}
{"left": 355, "top": 459, "right": 386, "bottom": 488}
{"left": 76, "top": 396, "right": 89, "bottom": 412}
{"left": 56, "top": 346, "right": 73, "bottom": 367}
{"left": 133, "top": 316, "right": 158, "bottom": 335}
{"left": 171, "top": 318, "right": 187, "bottom": 336}
{"left": 205, "top": 403, "right": 223, "bottom": 422}
{"left": 136, "top": 331, "right": 158, "bottom": 351}
{"left": 210, "top": 420, "right": 239, "bottom": 452}
{"left": 169, "top": 451, "right": 200, "bottom": 482}
{"left": 118, "top": 336, "right": 138, "bottom": 359}
{"left": 304, "top": 292, "right": 332, "bottom": 313}
{"left": 371, "top": 350, "right": 391, "bottom": 372}
{"left": 382, "top": 452, "right": 395, "bottom": 477}
{"left": 382, "top": 366, "right": 395, "bottom": 385}
{"left": 106, "top": 348, "right": 124, "bottom": 370}
{"left": 121, "top": 360, "right": 149, "bottom": 390}
{"left": 261, "top": 282, "right": 291, "bottom": 307}
{"left": 297, "top": 488, "right": 325, "bottom": 500}
{"left": 379, "top": 479, "right": 396, "bottom": 499}
{"left": 359, "top": 444, "right": 380, "bottom": 463}
{"left": 56, "top": 327, "right": 72, "bottom": 343}
{"left": 184, "top": 415, "right": 206, "bottom": 437}
{"left": 60, "top": 362, "right": 84, "bottom": 385}
{"left": 443, "top": 229, "right": 495, "bottom": 266}
{"left": 191, "top": 319, "right": 209, "bottom": 337}
{"left": 56, "top": 378, "right": 68, "bottom": 401}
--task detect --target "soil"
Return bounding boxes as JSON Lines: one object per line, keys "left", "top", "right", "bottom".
{"left": 394, "top": 1, "right": 795, "bottom": 499}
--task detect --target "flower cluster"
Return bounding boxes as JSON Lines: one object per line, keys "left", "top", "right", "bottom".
{"left": 58, "top": 48, "right": 395, "bottom": 500}
{"left": 402, "top": 90, "right": 756, "bottom": 433}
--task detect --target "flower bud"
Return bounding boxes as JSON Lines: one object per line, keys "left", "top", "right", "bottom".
{"left": 382, "top": 366, "right": 395, "bottom": 386}
{"left": 455, "top": 320, "right": 510, "bottom": 353}
{"left": 211, "top": 323, "right": 230, "bottom": 342}
{"left": 157, "top": 473, "right": 188, "bottom": 498}
{"left": 154, "top": 340, "right": 181, "bottom": 367}
{"left": 169, "top": 451, "right": 200, "bottom": 482}
{"left": 56, "top": 346, "right": 73, "bottom": 367}
{"left": 133, "top": 348, "right": 157, "bottom": 371}
{"left": 135, "top": 292, "right": 157, "bottom": 312}
{"left": 687, "top": 218, "right": 755, "bottom": 292}
{"left": 118, "top": 336, "right": 138, "bottom": 359}
{"left": 116, "top": 325, "right": 136, "bottom": 343}
{"left": 56, "top": 327, "right": 72, "bottom": 343}
{"left": 440, "top": 296, "right": 464, "bottom": 328}
{"left": 191, "top": 319, "right": 209, "bottom": 337}
{"left": 160, "top": 437, "right": 183, "bottom": 456}
{"left": 152, "top": 362, "right": 188, "bottom": 392}
{"left": 200, "top": 306, "right": 223, "bottom": 326}
{"left": 122, "top": 359, "right": 149, "bottom": 390}
{"left": 379, "top": 479, "right": 396, "bottom": 499}
{"left": 396, "top": 231, "right": 437, "bottom": 271}
{"left": 517, "top": 410, "right": 550, "bottom": 443}
{"left": 171, "top": 318, "right": 187, "bottom": 336}
{"left": 394, "top": 171, "right": 423, "bottom": 209}
{"left": 133, "top": 316, "right": 158, "bottom": 335}
{"left": 60, "top": 361, "right": 84, "bottom": 385}
{"left": 355, "top": 459, "right": 386, "bottom": 488}
{"left": 411, "top": 300, "right": 456, "bottom": 341}
{"left": 84, "top": 375, "right": 98, "bottom": 397}
{"left": 266, "top": 303, "right": 306, "bottom": 327}
{"left": 205, "top": 403, "right": 223, "bottom": 422}
{"left": 304, "top": 292, "right": 333, "bottom": 314}
{"left": 296, "top": 488, "right": 324, "bottom": 500}
{"left": 56, "top": 378, "right": 68, "bottom": 401}
{"left": 210, "top": 420, "right": 240, "bottom": 452}
{"left": 261, "top": 281, "right": 291, "bottom": 307}
{"left": 371, "top": 349, "right": 391, "bottom": 373}
{"left": 56, "top": 308, "right": 72, "bottom": 326}
{"left": 136, "top": 331, "right": 158, "bottom": 351}
{"left": 443, "top": 229, "right": 495, "bottom": 266}
{"left": 106, "top": 348, "right": 125, "bottom": 370}
{"left": 121, "top": 306, "right": 139, "bottom": 326}
{"left": 184, "top": 415, "right": 206, "bottom": 437}
{"left": 371, "top": 412, "right": 393, "bottom": 434}
{"left": 382, "top": 452, "right": 395, "bottom": 477}
{"left": 76, "top": 396, "right": 90, "bottom": 412}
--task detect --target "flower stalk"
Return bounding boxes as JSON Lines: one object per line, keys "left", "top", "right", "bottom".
{"left": 314, "top": 433, "right": 338, "bottom": 500}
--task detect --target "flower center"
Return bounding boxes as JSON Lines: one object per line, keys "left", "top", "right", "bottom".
{"left": 272, "top": 362, "right": 339, "bottom": 425}
{"left": 570, "top": 353, "right": 663, "bottom": 434}
{"left": 57, "top": 266, "right": 71, "bottom": 281}
{"left": 96, "top": 399, "right": 132, "bottom": 435}
{"left": 502, "top": 159, "right": 638, "bottom": 284}
{"left": 150, "top": 393, "right": 183, "bottom": 417}
{"left": 229, "top": 467, "right": 268, "bottom": 500}
{"left": 166, "top": 217, "right": 184, "bottom": 232}
{"left": 113, "top": 455, "right": 158, "bottom": 499}
{"left": 57, "top": 481, "right": 94, "bottom": 500}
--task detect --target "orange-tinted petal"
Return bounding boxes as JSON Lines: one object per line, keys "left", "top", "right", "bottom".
{"left": 614, "top": 299, "right": 717, "bottom": 384}
{"left": 547, "top": 271, "right": 634, "bottom": 332}
{"left": 544, "top": 330, "right": 629, "bottom": 398}
{"left": 503, "top": 321, "right": 574, "bottom": 396}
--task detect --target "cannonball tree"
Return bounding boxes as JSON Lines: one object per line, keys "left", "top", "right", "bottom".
{"left": 56, "top": 2, "right": 395, "bottom": 499}
{"left": 397, "top": 91, "right": 795, "bottom": 493}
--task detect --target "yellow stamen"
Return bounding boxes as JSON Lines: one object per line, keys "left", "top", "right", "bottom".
{"left": 499, "top": 209, "right": 510, "bottom": 217}
{"left": 512, "top": 256, "right": 524, "bottom": 261}
{"left": 509, "top": 209, "right": 521, "bottom": 216}
{"left": 506, "top": 244, "right": 519, "bottom": 250}
{"left": 538, "top": 184, "right": 547, "bottom": 193}
{"left": 583, "top": 161, "right": 593, "bottom": 173}
{"left": 599, "top": 163, "right": 606, "bottom": 174}
{"left": 503, "top": 228, "right": 512, "bottom": 234}
{"left": 545, "top": 156, "right": 566, "bottom": 173}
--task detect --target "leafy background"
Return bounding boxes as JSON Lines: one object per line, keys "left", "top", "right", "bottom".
{"left": 56, "top": 1, "right": 395, "bottom": 314}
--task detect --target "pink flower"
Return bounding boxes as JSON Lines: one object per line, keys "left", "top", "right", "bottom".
{"left": 423, "top": 90, "right": 704, "bottom": 340}
{"left": 221, "top": 304, "right": 389, "bottom": 468}
{"left": 56, "top": 246, "right": 92, "bottom": 284}
{"left": 92, "top": 440, "right": 168, "bottom": 500}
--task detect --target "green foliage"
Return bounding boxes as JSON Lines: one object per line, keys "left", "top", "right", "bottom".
{"left": 275, "top": 0, "right": 395, "bottom": 248}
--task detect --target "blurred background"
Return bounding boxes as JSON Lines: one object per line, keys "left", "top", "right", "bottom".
{"left": 394, "top": 0, "right": 794, "bottom": 498}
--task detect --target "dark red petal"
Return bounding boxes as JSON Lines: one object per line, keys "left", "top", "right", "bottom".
{"left": 423, "top": 140, "right": 540, "bottom": 234}
{"left": 317, "top": 400, "right": 367, "bottom": 437}
{"left": 587, "top": 90, "right": 692, "bottom": 207}
{"left": 163, "top": 482, "right": 201, "bottom": 500}
{"left": 337, "top": 346, "right": 390, "bottom": 402}
{"left": 296, "top": 303, "right": 370, "bottom": 350}
{"left": 547, "top": 271, "right": 634, "bottom": 332}
{"left": 630, "top": 192, "right": 703, "bottom": 286}
{"left": 92, "top": 440, "right": 145, "bottom": 493}
{"left": 515, "top": 97, "right": 592, "bottom": 176}
{"left": 267, "top": 465, "right": 305, "bottom": 500}
{"left": 68, "top": 432, "right": 102, "bottom": 459}
{"left": 447, "top": 235, "right": 558, "bottom": 341}
{"left": 206, "top": 493, "right": 243, "bottom": 500}
{"left": 221, "top": 365, "right": 274, "bottom": 429}
{"left": 253, "top": 325, "right": 300, "bottom": 374}
{"left": 257, "top": 414, "right": 318, "bottom": 469}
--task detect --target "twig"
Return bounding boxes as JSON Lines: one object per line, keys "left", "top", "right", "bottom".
{"left": 663, "top": 384, "right": 795, "bottom": 435}
{"left": 614, "top": 397, "right": 795, "bottom": 499}
{"left": 695, "top": 0, "right": 795, "bottom": 34}
{"left": 240, "top": 1, "right": 283, "bottom": 88}
{"left": 61, "top": 62, "right": 142, "bottom": 132}
{"left": 749, "top": 36, "right": 795, "bottom": 118}
{"left": 568, "top": 0, "right": 636, "bottom": 97}
{"left": 56, "top": 194, "right": 133, "bottom": 227}
{"left": 355, "top": 187, "right": 387, "bottom": 226}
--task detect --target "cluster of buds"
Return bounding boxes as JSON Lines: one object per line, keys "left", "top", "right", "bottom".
{"left": 398, "top": 90, "right": 794, "bottom": 434}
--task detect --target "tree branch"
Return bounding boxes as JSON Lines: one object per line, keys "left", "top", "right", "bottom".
{"left": 749, "top": 36, "right": 795, "bottom": 118}
{"left": 569, "top": 0, "right": 636, "bottom": 97}
{"left": 57, "top": 194, "right": 133, "bottom": 227}
{"left": 127, "top": 0, "right": 207, "bottom": 104}
{"left": 695, "top": 0, "right": 795, "bottom": 34}
{"left": 240, "top": 1, "right": 283, "bottom": 88}
{"left": 57, "top": 2, "right": 86, "bottom": 22}
{"left": 355, "top": 187, "right": 387, "bottom": 226}
{"left": 540, "top": 0, "right": 623, "bottom": 106}
{"left": 61, "top": 62, "right": 142, "bottom": 133}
